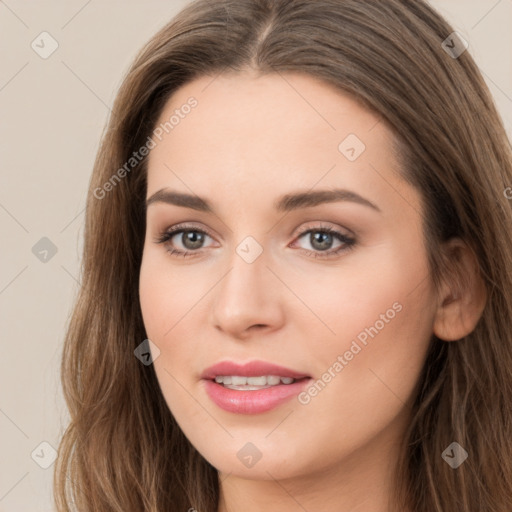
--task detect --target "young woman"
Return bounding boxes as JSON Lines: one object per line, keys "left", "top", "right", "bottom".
{"left": 54, "top": 1, "right": 512, "bottom": 511}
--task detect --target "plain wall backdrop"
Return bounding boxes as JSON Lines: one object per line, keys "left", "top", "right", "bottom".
{"left": 1, "top": 1, "right": 511, "bottom": 510}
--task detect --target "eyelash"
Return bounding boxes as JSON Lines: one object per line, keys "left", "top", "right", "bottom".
{"left": 153, "top": 222, "right": 356, "bottom": 260}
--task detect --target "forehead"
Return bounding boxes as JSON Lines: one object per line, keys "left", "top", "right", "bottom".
{"left": 145, "top": 72, "right": 413, "bottom": 218}
{"left": 149, "top": 71, "right": 384, "bottom": 162}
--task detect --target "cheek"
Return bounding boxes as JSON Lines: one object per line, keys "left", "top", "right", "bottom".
{"left": 283, "top": 277, "right": 434, "bottom": 473}
{"left": 139, "top": 250, "right": 204, "bottom": 341}
{"left": 139, "top": 253, "right": 203, "bottom": 422}
{"left": 138, "top": 250, "right": 213, "bottom": 394}
{"left": 296, "top": 238, "right": 436, "bottom": 401}
{"left": 291, "top": 243, "right": 431, "bottom": 354}
{"left": 296, "top": 250, "right": 435, "bottom": 428}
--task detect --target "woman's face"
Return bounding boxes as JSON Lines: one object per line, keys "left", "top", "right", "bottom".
{"left": 139, "top": 71, "right": 439, "bottom": 481}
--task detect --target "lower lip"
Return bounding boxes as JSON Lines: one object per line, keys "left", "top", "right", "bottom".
{"left": 203, "top": 378, "right": 311, "bottom": 414}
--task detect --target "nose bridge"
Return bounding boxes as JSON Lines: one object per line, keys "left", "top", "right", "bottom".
{"left": 211, "top": 233, "right": 283, "bottom": 335}
{"left": 219, "top": 236, "right": 269, "bottom": 307}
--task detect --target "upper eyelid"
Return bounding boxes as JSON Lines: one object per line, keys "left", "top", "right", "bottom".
{"left": 160, "top": 220, "right": 352, "bottom": 237}
{"left": 158, "top": 222, "right": 353, "bottom": 247}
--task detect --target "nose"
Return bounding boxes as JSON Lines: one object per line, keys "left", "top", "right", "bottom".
{"left": 210, "top": 246, "right": 285, "bottom": 340}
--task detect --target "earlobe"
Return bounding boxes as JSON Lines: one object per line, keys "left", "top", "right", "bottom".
{"left": 432, "top": 238, "right": 487, "bottom": 342}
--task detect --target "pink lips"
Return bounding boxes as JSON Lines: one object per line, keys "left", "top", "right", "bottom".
{"left": 201, "top": 360, "right": 312, "bottom": 414}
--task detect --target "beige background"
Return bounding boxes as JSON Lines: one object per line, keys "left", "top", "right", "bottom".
{"left": 1, "top": 1, "right": 511, "bottom": 510}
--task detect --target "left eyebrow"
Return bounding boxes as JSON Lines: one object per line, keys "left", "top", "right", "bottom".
{"left": 145, "top": 187, "right": 381, "bottom": 213}
{"left": 275, "top": 188, "right": 381, "bottom": 213}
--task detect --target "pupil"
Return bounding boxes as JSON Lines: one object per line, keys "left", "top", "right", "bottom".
{"left": 311, "top": 232, "right": 332, "bottom": 251}
{"left": 183, "top": 231, "right": 204, "bottom": 249}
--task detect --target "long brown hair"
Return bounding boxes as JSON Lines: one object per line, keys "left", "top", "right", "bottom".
{"left": 54, "top": 1, "right": 512, "bottom": 510}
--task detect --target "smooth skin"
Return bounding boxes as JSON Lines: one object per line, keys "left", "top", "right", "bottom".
{"left": 139, "top": 70, "right": 486, "bottom": 512}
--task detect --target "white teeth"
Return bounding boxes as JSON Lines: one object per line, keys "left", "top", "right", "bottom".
{"left": 213, "top": 375, "right": 298, "bottom": 387}
{"left": 247, "top": 376, "right": 267, "bottom": 386}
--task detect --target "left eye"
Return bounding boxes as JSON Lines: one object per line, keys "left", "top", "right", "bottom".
{"left": 294, "top": 228, "right": 350, "bottom": 253}
{"left": 154, "top": 224, "right": 356, "bottom": 259}
{"left": 291, "top": 225, "right": 356, "bottom": 258}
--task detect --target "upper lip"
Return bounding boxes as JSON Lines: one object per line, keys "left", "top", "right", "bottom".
{"left": 201, "top": 360, "right": 311, "bottom": 380}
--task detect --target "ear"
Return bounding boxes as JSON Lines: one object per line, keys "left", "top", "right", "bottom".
{"left": 433, "top": 238, "right": 487, "bottom": 341}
